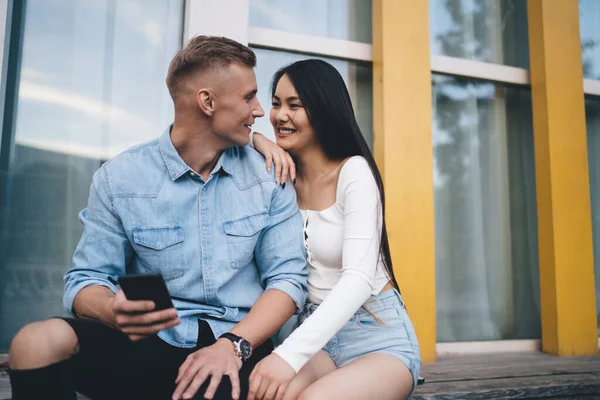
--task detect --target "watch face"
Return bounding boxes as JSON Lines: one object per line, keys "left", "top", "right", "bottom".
{"left": 239, "top": 339, "right": 252, "bottom": 358}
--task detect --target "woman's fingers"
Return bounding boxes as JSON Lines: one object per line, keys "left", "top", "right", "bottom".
{"left": 266, "top": 153, "right": 273, "bottom": 174}
{"left": 279, "top": 153, "right": 289, "bottom": 184}
{"left": 285, "top": 152, "right": 296, "bottom": 184}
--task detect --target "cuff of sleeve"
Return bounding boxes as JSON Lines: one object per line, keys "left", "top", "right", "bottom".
{"left": 265, "top": 279, "right": 306, "bottom": 314}
{"left": 273, "top": 343, "right": 310, "bottom": 373}
{"left": 63, "top": 280, "right": 119, "bottom": 316}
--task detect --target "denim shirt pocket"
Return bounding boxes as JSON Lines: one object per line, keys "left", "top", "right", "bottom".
{"left": 223, "top": 212, "right": 270, "bottom": 269}
{"left": 131, "top": 227, "right": 185, "bottom": 280}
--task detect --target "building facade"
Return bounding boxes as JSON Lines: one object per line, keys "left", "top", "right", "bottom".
{"left": 0, "top": 0, "right": 598, "bottom": 363}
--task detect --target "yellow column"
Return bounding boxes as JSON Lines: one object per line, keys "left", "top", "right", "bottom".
{"left": 528, "top": 0, "right": 598, "bottom": 356}
{"left": 373, "top": 0, "right": 436, "bottom": 362}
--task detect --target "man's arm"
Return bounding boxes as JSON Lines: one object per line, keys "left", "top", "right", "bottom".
{"left": 65, "top": 167, "right": 179, "bottom": 340}
{"left": 172, "top": 292, "right": 297, "bottom": 400}
{"left": 73, "top": 286, "right": 119, "bottom": 327}
{"left": 231, "top": 182, "right": 307, "bottom": 346}
{"left": 173, "top": 182, "right": 307, "bottom": 400}
{"left": 64, "top": 167, "right": 131, "bottom": 318}
{"left": 74, "top": 286, "right": 180, "bottom": 341}
{"left": 229, "top": 289, "right": 296, "bottom": 348}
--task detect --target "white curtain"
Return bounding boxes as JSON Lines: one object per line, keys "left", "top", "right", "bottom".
{"left": 586, "top": 97, "right": 600, "bottom": 335}
{"left": 433, "top": 75, "right": 540, "bottom": 342}
{"left": 429, "top": 0, "right": 529, "bottom": 69}
{"left": 249, "top": 0, "right": 371, "bottom": 44}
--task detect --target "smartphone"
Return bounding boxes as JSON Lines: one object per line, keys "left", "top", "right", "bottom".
{"left": 118, "top": 274, "right": 174, "bottom": 311}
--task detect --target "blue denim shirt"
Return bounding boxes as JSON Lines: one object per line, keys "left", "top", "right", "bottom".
{"left": 64, "top": 127, "right": 308, "bottom": 348}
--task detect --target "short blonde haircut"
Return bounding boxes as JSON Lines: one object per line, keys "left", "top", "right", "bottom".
{"left": 166, "top": 35, "right": 256, "bottom": 99}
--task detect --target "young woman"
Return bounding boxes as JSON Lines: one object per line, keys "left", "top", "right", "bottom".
{"left": 247, "top": 60, "right": 421, "bottom": 400}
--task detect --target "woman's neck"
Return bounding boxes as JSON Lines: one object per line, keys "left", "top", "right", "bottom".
{"left": 292, "top": 147, "right": 340, "bottom": 182}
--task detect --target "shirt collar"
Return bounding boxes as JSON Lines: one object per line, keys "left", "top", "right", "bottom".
{"left": 159, "top": 125, "right": 233, "bottom": 181}
{"left": 214, "top": 149, "right": 234, "bottom": 177}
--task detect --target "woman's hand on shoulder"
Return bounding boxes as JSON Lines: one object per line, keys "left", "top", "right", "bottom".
{"left": 252, "top": 132, "right": 296, "bottom": 186}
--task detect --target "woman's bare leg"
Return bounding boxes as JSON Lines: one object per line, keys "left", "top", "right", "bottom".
{"left": 282, "top": 351, "right": 337, "bottom": 400}
{"left": 297, "top": 353, "right": 413, "bottom": 400}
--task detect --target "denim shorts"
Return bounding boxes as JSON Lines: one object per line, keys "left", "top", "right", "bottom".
{"left": 298, "top": 288, "right": 421, "bottom": 391}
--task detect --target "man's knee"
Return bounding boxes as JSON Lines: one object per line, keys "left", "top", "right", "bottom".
{"left": 9, "top": 319, "right": 79, "bottom": 369}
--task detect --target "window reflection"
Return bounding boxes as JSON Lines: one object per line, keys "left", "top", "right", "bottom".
{"left": 253, "top": 48, "right": 373, "bottom": 148}
{"left": 585, "top": 95, "right": 600, "bottom": 335}
{"left": 430, "top": 0, "right": 529, "bottom": 68}
{"left": 0, "top": 0, "right": 183, "bottom": 352}
{"left": 0, "top": 1, "right": 6, "bottom": 71}
{"left": 250, "top": 0, "right": 372, "bottom": 44}
{"left": 14, "top": 0, "right": 182, "bottom": 158}
{"left": 433, "top": 74, "right": 540, "bottom": 341}
{"left": 580, "top": 0, "right": 600, "bottom": 80}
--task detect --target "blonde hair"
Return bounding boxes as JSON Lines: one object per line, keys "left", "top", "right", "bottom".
{"left": 166, "top": 35, "right": 256, "bottom": 99}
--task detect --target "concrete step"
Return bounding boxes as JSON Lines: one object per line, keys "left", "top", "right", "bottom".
{"left": 411, "top": 352, "right": 600, "bottom": 399}
{"left": 2, "top": 352, "right": 600, "bottom": 399}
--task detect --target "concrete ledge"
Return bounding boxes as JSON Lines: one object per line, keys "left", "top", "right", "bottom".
{"left": 412, "top": 352, "right": 600, "bottom": 399}
{"left": 2, "top": 352, "right": 599, "bottom": 399}
{"left": 412, "top": 373, "right": 600, "bottom": 399}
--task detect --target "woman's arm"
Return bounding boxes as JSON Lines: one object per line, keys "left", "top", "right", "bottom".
{"left": 275, "top": 157, "right": 383, "bottom": 372}
{"left": 250, "top": 132, "right": 296, "bottom": 185}
{"left": 272, "top": 157, "right": 382, "bottom": 371}
{"left": 248, "top": 272, "right": 373, "bottom": 400}
{"left": 248, "top": 157, "right": 384, "bottom": 400}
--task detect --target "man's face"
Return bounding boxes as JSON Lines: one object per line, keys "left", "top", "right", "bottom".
{"left": 210, "top": 62, "right": 264, "bottom": 146}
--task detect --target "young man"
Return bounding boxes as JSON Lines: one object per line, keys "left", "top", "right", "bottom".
{"left": 8, "top": 36, "right": 308, "bottom": 400}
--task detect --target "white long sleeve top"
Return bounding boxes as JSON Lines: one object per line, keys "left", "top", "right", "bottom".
{"left": 273, "top": 156, "right": 390, "bottom": 372}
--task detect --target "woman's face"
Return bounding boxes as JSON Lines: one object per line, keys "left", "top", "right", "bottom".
{"left": 269, "top": 74, "right": 316, "bottom": 153}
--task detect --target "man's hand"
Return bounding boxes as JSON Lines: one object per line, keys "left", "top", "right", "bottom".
{"left": 248, "top": 353, "right": 296, "bottom": 400}
{"left": 111, "top": 290, "right": 180, "bottom": 341}
{"left": 173, "top": 339, "right": 243, "bottom": 400}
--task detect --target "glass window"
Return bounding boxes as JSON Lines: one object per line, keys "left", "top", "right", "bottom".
{"left": 250, "top": 0, "right": 371, "bottom": 44}
{"left": 0, "top": 0, "right": 6, "bottom": 73}
{"left": 0, "top": 0, "right": 183, "bottom": 352}
{"left": 586, "top": 95, "right": 600, "bottom": 335}
{"left": 580, "top": 0, "right": 600, "bottom": 80}
{"left": 430, "top": 0, "right": 529, "bottom": 68}
{"left": 433, "top": 74, "right": 540, "bottom": 341}
{"left": 252, "top": 47, "right": 373, "bottom": 148}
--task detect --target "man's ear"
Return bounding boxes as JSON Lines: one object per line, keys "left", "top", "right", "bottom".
{"left": 197, "top": 88, "right": 215, "bottom": 116}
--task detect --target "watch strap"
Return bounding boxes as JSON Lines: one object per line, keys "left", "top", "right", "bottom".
{"left": 219, "top": 332, "right": 243, "bottom": 343}
{"left": 219, "top": 332, "right": 251, "bottom": 362}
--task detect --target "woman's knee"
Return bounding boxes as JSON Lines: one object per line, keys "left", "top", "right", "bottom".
{"left": 297, "top": 386, "right": 330, "bottom": 400}
{"left": 282, "top": 380, "right": 305, "bottom": 400}
{"left": 9, "top": 319, "right": 78, "bottom": 369}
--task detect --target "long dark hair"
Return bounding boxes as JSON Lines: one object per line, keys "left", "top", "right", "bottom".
{"left": 271, "top": 59, "right": 400, "bottom": 291}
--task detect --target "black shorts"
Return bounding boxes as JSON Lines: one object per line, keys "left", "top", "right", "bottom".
{"left": 60, "top": 317, "right": 273, "bottom": 400}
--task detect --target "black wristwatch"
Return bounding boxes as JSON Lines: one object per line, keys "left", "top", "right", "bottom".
{"left": 219, "top": 332, "right": 253, "bottom": 362}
